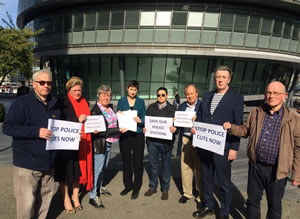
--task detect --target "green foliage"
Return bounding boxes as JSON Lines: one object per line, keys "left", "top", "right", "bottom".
{"left": 0, "top": 103, "right": 5, "bottom": 122}
{"left": 0, "top": 27, "right": 42, "bottom": 86}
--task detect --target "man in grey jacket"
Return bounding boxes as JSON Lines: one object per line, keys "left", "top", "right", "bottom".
{"left": 223, "top": 81, "right": 300, "bottom": 219}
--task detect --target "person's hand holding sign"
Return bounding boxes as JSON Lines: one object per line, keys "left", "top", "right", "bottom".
{"left": 223, "top": 122, "right": 231, "bottom": 130}
{"left": 39, "top": 128, "right": 52, "bottom": 140}
{"left": 169, "top": 126, "right": 176, "bottom": 133}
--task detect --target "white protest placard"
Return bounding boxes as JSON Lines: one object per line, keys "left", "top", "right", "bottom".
{"left": 84, "top": 115, "right": 106, "bottom": 133}
{"left": 174, "top": 111, "right": 196, "bottom": 128}
{"left": 192, "top": 122, "right": 227, "bottom": 155}
{"left": 144, "top": 116, "right": 173, "bottom": 140}
{"left": 46, "top": 119, "right": 82, "bottom": 150}
{"left": 117, "top": 110, "right": 137, "bottom": 132}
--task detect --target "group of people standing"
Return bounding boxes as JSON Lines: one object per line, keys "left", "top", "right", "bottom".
{"left": 2, "top": 65, "right": 300, "bottom": 219}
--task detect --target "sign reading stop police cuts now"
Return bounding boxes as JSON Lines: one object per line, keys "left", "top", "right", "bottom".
{"left": 192, "top": 122, "right": 227, "bottom": 155}
{"left": 46, "top": 119, "right": 83, "bottom": 150}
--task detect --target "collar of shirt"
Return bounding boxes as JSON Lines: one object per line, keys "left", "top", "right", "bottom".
{"left": 186, "top": 99, "right": 198, "bottom": 108}
{"left": 158, "top": 102, "right": 167, "bottom": 110}
{"left": 34, "top": 91, "right": 48, "bottom": 106}
{"left": 267, "top": 105, "right": 284, "bottom": 116}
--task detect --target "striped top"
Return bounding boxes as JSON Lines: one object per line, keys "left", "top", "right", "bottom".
{"left": 210, "top": 93, "right": 224, "bottom": 115}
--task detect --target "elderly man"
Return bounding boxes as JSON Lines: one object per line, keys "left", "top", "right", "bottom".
{"left": 177, "top": 84, "right": 203, "bottom": 206}
{"left": 193, "top": 65, "right": 244, "bottom": 219}
{"left": 3, "top": 69, "right": 60, "bottom": 219}
{"left": 223, "top": 81, "right": 300, "bottom": 219}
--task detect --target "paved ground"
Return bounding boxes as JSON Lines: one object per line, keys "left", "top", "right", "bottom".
{"left": 0, "top": 123, "right": 299, "bottom": 219}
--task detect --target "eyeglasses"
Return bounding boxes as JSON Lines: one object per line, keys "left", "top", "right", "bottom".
{"left": 265, "top": 91, "right": 285, "bottom": 96}
{"left": 157, "top": 94, "right": 166, "bottom": 97}
{"left": 35, "top": 81, "right": 52, "bottom": 86}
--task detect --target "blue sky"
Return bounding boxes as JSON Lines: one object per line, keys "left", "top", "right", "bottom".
{"left": 0, "top": 0, "right": 18, "bottom": 27}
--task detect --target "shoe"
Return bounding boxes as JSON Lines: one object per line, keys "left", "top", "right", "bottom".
{"left": 89, "top": 197, "right": 105, "bottom": 209}
{"left": 144, "top": 188, "right": 157, "bottom": 197}
{"left": 131, "top": 190, "right": 139, "bottom": 200}
{"left": 220, "top": 215, "right": 229, "bottom": 219}
{"left": 196, "top": 200, "right": 205, "bottom": 210}
{"left": 100, "top": 187, "right": 112, "bottom": 197}
{"left": 161, "top": 191, "right": 168, "bottom": 200}
{"left": 64, "top": 204, "right": 75, "bottom": 214}
{"left": 71, "top": 199, "right": 83, "bottom": 211}
{"left": 179, "top": 196, "right": 190, "bottom": 203}
{"left": 192, "top": 207, "right": 214, "bottom": 218}
{"left": 120, "top": 188, "right": 132, "bottom": 196}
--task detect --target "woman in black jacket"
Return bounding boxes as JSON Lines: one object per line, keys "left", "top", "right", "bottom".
{"left": 89, "top": 84, "right": 125, "bottom": 208}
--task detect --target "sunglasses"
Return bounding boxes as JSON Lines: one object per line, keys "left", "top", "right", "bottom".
{"left": 35, "top": 81, "right": 52, "bottom": 86}
{"left": 157, "top": 94, "right": 166, "bottom": 97}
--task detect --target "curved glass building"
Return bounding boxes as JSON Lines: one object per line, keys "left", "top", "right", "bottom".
{"left": 17, "top": 0, "right": 300, "bottom": 101}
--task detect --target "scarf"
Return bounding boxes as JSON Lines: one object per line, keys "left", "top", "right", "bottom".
{"left": 67, "top": 92, "right": 93, "bottom": 191}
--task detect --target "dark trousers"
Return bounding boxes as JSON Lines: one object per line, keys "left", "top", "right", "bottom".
{"left": 247, "top": 162, "right": 287, "bottom": 219}
{"left": 198, "top": 149, "right": 232, "bottom": 216}
{"left": 147, "top": 140, "right": 172, "bottom": 191}
{"left": 119, "top": 133, "right": 145, "bottom": 192}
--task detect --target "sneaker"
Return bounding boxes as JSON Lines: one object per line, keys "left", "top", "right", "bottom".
{"left": 161, "top": 191, "right": 168, "bottom": 200}
{"left": 144, "top": 188, "right": 157, "bottom": 197}
{"left": 100, "top": 187, "right": 112, "bottom": 197}
{"left": 89, "top": 197, "right": 105, "bottom": 209}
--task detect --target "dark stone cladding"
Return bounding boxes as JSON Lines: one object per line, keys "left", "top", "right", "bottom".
{"left": 17, "top": 0, "right": 300, "bottom": 28}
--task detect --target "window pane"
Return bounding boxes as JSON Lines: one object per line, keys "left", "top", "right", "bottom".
{"left": 54, "top": 17, "right": 63, "bottom": 32}
{"left": 219, "top": 13, "right": 233, "bottom": 31}
{"left": 292, "top": 25, "right": 299, "bottom": 40}
{"left": 156, "top": 12, "right": 171, "bottom": 26}
{"left": 140, "top": 12, "right": 155, "bottom": 26}
{"left": 248, "top": 16, "right": 260, "bottom": 33}
{"left": 138, "top": 82, "right": 150, "bottom": 99}
{"left": 112, "top": 57, "right": 119, "bottom": 80}
{"left": 74, "top": 13, "right": 83, "bottom": 31}
{"left": 283, "top": 23, "right": 291, "bottom": 38}
{"left": 232, "top": 61, "right": 245, "bottom": 85}
{"left": 165, "top": 58, "right": 180, "bottom": 82}
{"left": 179, "top": 58, "right": 194, "bottom": 82}
{"left": 125, "top": 11, "right": 139, "bottom": 27}
{"left": 98, "top": 11, "right": 109, "bottom": 29}
{"left": 234, "top": 14, "right": 248, "bottom": 32}
{"left": 125, "top": 57, "right": 137, "bottom": 80}
{"left": 63, "top": 15, "right": 72, "bottom": 31}
{"left": 85, "top": 13, "right": 96, "bottom": 30}
{"left": 194, "top": 59, "right": 209, "bottom": 83}
{"left": 172, "top": 12, "right": 187, "bottom": 26}
{"left": 137, "top": 57, "right": 151, "bottom": 81}
{"left": 203, "top": 12, "right": 219, "bottom": 28}
{"left": 187, "top": 12, "right": 203, "bottom": 27}
{"left": 101, "top": 57, "right": 111, "bottom": 80}
{"left": 261, "top": 18, "right": 272, "bottom": 35}
{"left": 273, "top": 20, "right": 283, "bottom": 36}
{"left": 139, "top": 29, "right": 153, "bottom": 42}
{"left": 151, "top": 57, "right": 166, "bottom": 82}
{"left": 111, "top": 11, "right": 124, "bottom": 27}
{"left": 154, "top": 29, "right": 169, "bottom": 43}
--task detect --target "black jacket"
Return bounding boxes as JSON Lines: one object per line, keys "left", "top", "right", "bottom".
{"left": 146, "top": 101, "right": 178, "bottom": 152}
{"left": 91, "top": 103, "right": 120, "bottom": 154}
{"left": 3, "top": 91, "right": 61, "bottom": 171}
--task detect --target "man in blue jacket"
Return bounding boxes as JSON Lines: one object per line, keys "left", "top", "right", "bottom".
{"left": 192, "top": 65, "right": 244, "bottom": 219}
{"left": 3, "top": 69, "right": 60, "bottom": 219}
{"left": 177, "top": 84, "right": 203, "bottom": 206}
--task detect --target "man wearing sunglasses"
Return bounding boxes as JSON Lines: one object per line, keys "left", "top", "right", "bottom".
{"left": 143, "top": 87, "right": 177, "bottom": 200}
{"left": 3, "top": 69, "right": 60, "bottom": 219}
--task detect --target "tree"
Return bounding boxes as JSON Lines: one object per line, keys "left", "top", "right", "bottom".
{"left": 0, "top": 9, "right": 42, "bottom": 86}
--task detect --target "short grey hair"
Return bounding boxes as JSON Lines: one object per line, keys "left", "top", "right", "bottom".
{"left": 213, "top": 65, "right": 233, "bottom": 78}
{"left": 32, "top": 69, "right": 52, "bottom": 81}
{"left": 97, "top": 84, "right": 112, "bottom": 98}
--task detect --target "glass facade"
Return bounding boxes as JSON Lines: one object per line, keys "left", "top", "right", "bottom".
{"left": 22, "top": 4, "right": 300, "bottom": 56}
{"left": 49, "top": 55, "right": 293, "bottom": 101}
{"left": 17, "top": 1, "right": 300, "bottom": 101}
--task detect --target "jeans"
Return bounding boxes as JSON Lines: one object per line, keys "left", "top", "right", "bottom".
{"left": 147, "top": 140, "right": 172, "bottom": 192}
{"left": 90, "top": 142, "right": 112, "bottom": 199}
